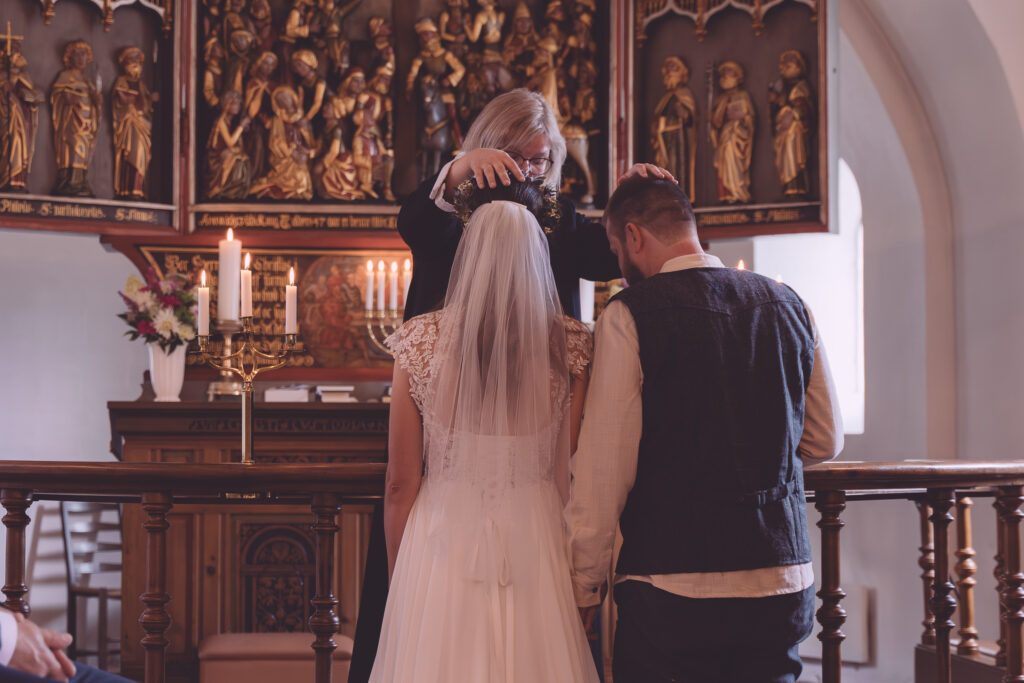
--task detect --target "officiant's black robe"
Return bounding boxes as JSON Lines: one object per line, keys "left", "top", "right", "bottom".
{"left": 347, "top": 174, "right": 620, "bottom": 682}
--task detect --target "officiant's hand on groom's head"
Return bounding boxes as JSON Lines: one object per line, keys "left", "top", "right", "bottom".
{"left": 617, "top": 163, "right": 676, "bottom": 185}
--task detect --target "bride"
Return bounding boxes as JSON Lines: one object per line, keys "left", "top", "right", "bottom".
{"left": 368, "top": 179, "right": 599, "bottom": 683}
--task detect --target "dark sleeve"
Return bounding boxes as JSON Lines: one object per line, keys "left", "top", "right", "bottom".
{"left": 569, "top": 205, "right": 621, "bottom": 282}
{"left": 397, "top": 173, "right": 462, "bottom": 259}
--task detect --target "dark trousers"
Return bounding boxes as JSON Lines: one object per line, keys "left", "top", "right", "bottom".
{"left": 348, "top": 503, "right": 388, "bottom": 683}
{"left": 613, "top": 580, "right": 815, "bottom": 683}
{"left": 0, "top": 663, "right": 134, "bottom": 683}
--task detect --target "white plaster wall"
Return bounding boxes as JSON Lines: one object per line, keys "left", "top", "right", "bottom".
{"left": 0, "top": 229, "right": 146, "bottom": 632}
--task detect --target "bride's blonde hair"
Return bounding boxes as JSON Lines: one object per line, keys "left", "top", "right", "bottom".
{"left": 461, "top": 89, "right": 566, "bottom": 192}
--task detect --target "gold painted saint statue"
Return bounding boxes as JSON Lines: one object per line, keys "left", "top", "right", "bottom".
{"left": 113, "top": 47, "right": 159, "bottom": 200}
{"left": 50, "top": 40, "right": 101, "bottom": 197}
{"left": 652, "top": 56, "right": 696, "bottom": 201}
{"left": 0, "top": 52, "right": 41, "bottom": 192}
{"left": 249, "top": 86, "right": 315, "bottom": 200}
{"left": 769, "top": 49, "right": 814, "bottom": 196}
{"left": 710, "top": 60, "right": 754, "bottom": 204}
{"left": 206, "top": 89, "right": 252, "bottom": 199}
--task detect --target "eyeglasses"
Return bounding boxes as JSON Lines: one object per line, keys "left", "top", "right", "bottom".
{"left": 506, "top": 150, "right": 553, "bottom": 176}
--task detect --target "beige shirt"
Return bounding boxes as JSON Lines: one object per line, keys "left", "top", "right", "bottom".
{"left": 567, "top": 253, "right": 844, "bottom": 607}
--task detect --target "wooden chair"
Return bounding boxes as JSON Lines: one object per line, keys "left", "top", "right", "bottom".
{"left": 59, "top": 501, "right": 123, "bottom": 669}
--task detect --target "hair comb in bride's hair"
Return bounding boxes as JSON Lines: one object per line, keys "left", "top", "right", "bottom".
{"left": 452, "top": 176, "right": 562, "bottom": 235}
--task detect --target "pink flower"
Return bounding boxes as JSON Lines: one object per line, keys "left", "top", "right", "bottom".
{"left": 137, "top": 320, "right": 157, "bottom": 336}
{"left": 159, "top": 294, "right": 180, "bottom": 308}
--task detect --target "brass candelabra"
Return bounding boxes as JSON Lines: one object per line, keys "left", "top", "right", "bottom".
{"left": 192, "top": 317, "right": 297, "bottom": 464}
{"left": 365, "top": 308, "right": 402, "bottom": 356}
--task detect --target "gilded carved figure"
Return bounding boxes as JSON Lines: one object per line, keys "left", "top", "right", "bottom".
{"left": 249, "top": 0, "right": 275, "bottom": 52}
{"left": 368, "top": 16, "right": 395, "bottom": 74}
{"left": 407, "top": 18, "right": 465, "bottom": 149}
{"left": 439, "top": 0, "right": 471, "bottom": 61}
{"left": 0, "top": 50, "right": 41, "bottom": 192}
{"left": 291, "top": 49, "right": 326, "bottom": 124}
{"left": 206, "top": 89, "right": 252, "bottom": 199}
{"left": 361, "top": 63, "right": 396, "bottom": 200}
{"left": 769, "top": 49, "right": 814, "bottom": 196}
{"left": 250, "top": 86, "right": 315, "bottom": 200}
{"left": 503, "top": 2, "right": 539, "bottom": 78}
{"left": 466, "top": 0, "right": 512, "bottom": 95}
{"left": 112, "top": 46, "right": 159, "bottom": 199}
{"left": 280, "top": 0, "right": 317, "bottom": 81}
{"left": 316, "top": 129, "right": 363, "bottom": 200}
{"left": 203, "top": 37, "right": 226, "bottom": 108}
{"left": 244, "top": 51, "right": 278, "bottom": 178}
{"left": 351, "top": 107, "right": 380, "bottom": 198}
{"left": 710, "top": 60, "right": 754, "bottom": 204}
{"left": 652, "top": 56, "right": 696, "bottom": 201}
{"left": 50, "top": 40, "right": 101, "bottom": 197}
{"left": 318, "top": 0, "right": 362, "bottom": 78}
{"left": 224, "top": 21, "right": 256, "bottom": 96}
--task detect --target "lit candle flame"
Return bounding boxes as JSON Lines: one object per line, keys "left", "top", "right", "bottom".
{"left": 391, "top": 261, "right": 398, "bottom": 273}
{"left": 366, "top": 259, "right": 374, "bottom": 273}
{"left": 289, "top": 267, "right": 295, "bottom": 286}
{"left": 736, "top": 259, "right": 746, "bottom": 271}
{"left": 244, "top": 252, "right": 251, "bottom": 269}
{"left": 378, "top": 260, "right": 385, "bottom": 272}
{"left": 200, "top": 270, "right": 207, "bottom": 287}
{"left": 227, "top": 228, "right": 234, "bottom": 241}
{"left": 403, "top": 258, "right": 411, "bottom": 272}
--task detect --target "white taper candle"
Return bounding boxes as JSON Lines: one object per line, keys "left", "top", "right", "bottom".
{"left": 217, "top": 228, "right": 241, "bottom": 321}
{"left": 198, "top": 270, "right": 210, "bottom": 336}
{"left": 285, "top": 267, "right": 297, "bottom": 335}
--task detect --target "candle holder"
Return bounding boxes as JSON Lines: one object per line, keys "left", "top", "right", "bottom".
{"left": 365, "top": 309, "right": 402, "bottom": 356}
{"left": 192, "top": 317, "right": 297, "bottom": 465}
{"left": 205, "top": 320, "right": 243, "bottom": 400}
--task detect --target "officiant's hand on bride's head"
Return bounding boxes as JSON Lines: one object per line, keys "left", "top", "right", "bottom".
{"left": 449, "top": 147, "right": 532, "bottom": 190}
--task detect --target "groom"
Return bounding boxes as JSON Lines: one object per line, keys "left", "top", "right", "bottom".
{"left": 568, "top": 177, "right": 843, "bottom": 682}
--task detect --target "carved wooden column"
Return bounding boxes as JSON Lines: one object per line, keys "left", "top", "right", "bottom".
{"left": 955, "top": 495, "right": 979, "bottom": 654}
{"left": 815, "top": 489, "right": 846, "bottom": 683}
{"left": 998, "top": 497, "right": 1010, "bottom": 667}
{"left": 1, "top": 489, "right": 32, "bottom": 616}
{"left": 998, "top": 485, "right": 1024, "bottom": 683}
{"left": 139, "top": 492, "right": 173, "bottom": 683}
{"left": 929, "top": 489, "right": 957, "bottom": 683}
{"left": 916, "top": 500, "right": 936, "bottom": 646}
{"left": 310, "top": 493, "right": 341, "bottom": 683}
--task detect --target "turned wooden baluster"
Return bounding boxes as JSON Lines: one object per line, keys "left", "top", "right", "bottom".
{"left": 998, "top": 498, "right": 1010, "bottom": 667}
{"left": 929, "top": 489, "right": 957, "bottom": 683}
{"left": 139, "top": 492, "right": 173, "bottom": 683}
{"left": 998, "top": 485, "right": 1024, "bottom": 683}
{"left": 1, "top": 489, "right": 32, "bottom": 616}
{"left": 816, "top": 490, "right": 847, "bottom": 683}
{"left": 310, "top": 493, "right": 341, "bottom": 683}
{"left": 916, "top": 500, "right": 936, "bottom": 646}
{"left": 955, "top": 495, "right": 979, "bottom": 655}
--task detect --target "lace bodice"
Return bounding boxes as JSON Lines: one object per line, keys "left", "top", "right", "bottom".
{"left": 386, "top": 311, "right": 593, "bottom": 415}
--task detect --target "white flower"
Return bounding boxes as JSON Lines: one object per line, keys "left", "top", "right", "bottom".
{"left": 154, "top": 309, "right": 177, "bottom": 340}
{"left": 124, "top": 275, "right": 144, "bottom": 297}
{"left": 135, "top": 290, "right": 159, "bottom": 314}
{"left": 176, "top": 322, "right": 196, "bottom": 342}
{"left": 160, "top": 280, "right": 176, "bottom": 294}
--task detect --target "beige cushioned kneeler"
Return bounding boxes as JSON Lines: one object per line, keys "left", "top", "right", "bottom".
{"left": 199, "top": 632, "right": 353, "bottom": 683}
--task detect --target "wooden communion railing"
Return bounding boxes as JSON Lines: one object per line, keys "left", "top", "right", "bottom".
{"left": 3, "top": 459, "right": 1024, "bottom": 683}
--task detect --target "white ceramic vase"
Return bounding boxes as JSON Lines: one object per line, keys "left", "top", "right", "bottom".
{"left": 149, "top": 343, "right": 187, "bottom": 402}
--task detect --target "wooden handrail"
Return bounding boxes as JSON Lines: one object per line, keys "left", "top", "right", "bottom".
{"left": 5, "top": 458, "right": 1024, "bottom": 683}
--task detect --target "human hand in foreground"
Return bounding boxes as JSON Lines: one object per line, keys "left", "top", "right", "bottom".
{"left": 10, "top": 611, "right": 76, "bottom": 681}
{"left": 449, "top": 148, "right": 527, "bottom": 190}
{"left": 617, "top": 163, "right": 676, "bottom": 185}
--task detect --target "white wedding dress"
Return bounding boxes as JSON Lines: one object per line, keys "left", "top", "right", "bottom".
{"left": 368, "top": 310, "right": 599, "bottom": 683}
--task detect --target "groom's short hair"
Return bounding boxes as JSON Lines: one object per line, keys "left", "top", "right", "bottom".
{"left": 605, "top": 177, "right": 697, "bottom": 245}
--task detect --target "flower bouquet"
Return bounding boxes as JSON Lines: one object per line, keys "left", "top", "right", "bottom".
{"left": 118, "top": 269, "right": 197, "bottom": 352}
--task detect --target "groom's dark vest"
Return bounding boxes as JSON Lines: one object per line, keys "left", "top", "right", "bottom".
{"left": 614, "top": 267, "right": 815, "bottom": 575}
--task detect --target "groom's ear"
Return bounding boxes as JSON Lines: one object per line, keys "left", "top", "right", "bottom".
{"left": 625, "top": 222, "right": 644, "bottom": 254}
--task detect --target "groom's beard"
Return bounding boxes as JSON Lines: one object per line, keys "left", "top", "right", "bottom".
{"left": 621, "top": 256, "right": 646, "bottom": 287}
